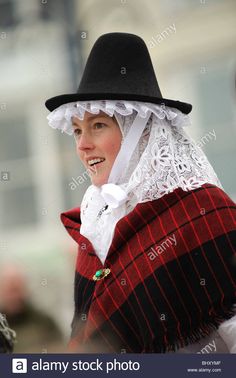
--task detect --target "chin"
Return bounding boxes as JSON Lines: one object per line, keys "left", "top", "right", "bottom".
{"left": 91, "top": 177, "right": 108, "bottom": 187}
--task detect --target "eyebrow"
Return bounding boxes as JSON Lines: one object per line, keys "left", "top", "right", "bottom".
{"left": 72, "top": 114, "right": 109, "bottom": 127}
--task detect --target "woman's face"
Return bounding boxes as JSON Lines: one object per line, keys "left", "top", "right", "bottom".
{"left": 72, "top": 111, "right": 122, "bottom": 186}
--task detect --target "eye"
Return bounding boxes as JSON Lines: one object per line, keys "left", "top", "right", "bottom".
{"left": 93, "top": 122, "right": 106, "bottom": 130}
{"left": 73, "top": 128, "right": 81, "bottom": 136}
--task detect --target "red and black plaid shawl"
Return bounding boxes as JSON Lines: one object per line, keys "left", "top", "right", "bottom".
{"left": 61, "top": 184, "right": 236, "bottom": 353}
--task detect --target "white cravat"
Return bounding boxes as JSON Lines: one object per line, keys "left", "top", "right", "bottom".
{"left": 80, "top": 184, "right": 134, "bottom": 265}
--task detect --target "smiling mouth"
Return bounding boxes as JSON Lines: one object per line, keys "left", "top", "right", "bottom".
{"left": 87, "top": 158, "right": 105, "bottom": 167}
{"left": 88, "top": 160, "right": 105, "bottom": 174}
{"left": 89, "top": 161, "right": 103, "bottom": 168}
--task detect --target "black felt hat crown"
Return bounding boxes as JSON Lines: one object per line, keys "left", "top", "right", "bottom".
{"left": 45, "top": 32, "right": 192, "bottom": 114}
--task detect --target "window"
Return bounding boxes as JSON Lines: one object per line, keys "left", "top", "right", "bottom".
{"left": 0, "top": 185, "right": 37, "bottom": 229}
{"left": 195, "top": 60, "right": 236, "bottom": 196}
{"left": 0, "top": 118, "right": 30, "bottom": 161}
{"left": 0, "top": 117, "right": 38, "bottom": 229}
{"left": 0, "top": 0, "right": 17, "bottom": 28}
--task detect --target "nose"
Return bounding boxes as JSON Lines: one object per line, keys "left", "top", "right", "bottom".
{"left": 76, "top": 132, "right": 94, "bottom": 151}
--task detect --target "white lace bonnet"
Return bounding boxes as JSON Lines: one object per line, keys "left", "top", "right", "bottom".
{"left": 47, "top": 99, "right": 222, "bottom": 209}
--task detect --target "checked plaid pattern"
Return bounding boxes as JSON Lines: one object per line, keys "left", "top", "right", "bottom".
{"left": 61, "top": 184, "right": 236, "bottom": 353}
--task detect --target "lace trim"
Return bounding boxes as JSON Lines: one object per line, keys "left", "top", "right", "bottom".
{"left": 125, "top": 117, "right": 223, "bottom": 202}
{"left": 47, "top": 100, "right": 191, "bottom": 135}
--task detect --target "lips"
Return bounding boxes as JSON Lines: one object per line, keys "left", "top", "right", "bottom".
{"left": 87, "top": 157, "right": 105, "bottom": 166}
{"left": 90, "top": 161, "right": 104, "bottom": 171}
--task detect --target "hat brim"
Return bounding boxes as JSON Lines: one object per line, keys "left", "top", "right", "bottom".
{"left": 45, "top": 93, "right": 192, "bottom": 114}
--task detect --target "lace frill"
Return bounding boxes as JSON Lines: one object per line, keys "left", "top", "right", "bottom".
{"left": 47, "top": 100, "right": 190, "bottom": 135}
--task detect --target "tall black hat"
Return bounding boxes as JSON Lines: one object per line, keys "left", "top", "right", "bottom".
{"left": 45, "top": 32, "right": 192, "bottom": 114}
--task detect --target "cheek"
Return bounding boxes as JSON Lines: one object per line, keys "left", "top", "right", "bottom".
{"left": 105, "top": 139, "right": 121, "bottom": 161}
{"left": 107, "top": 127, "right": 122, "bottom": 158}
{"left": 76, "top": 147, "right": 84, "bottom": 162}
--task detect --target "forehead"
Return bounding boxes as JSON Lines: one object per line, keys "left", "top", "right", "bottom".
{"left": 72, "top": 111, "right": 112, "bottom": 125}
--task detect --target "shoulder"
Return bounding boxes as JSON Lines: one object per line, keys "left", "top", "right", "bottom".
{"left": 187, "top": 184, "right": 236, "bottom": 208}
{"left": 135, "top": 184, "right": 236, "bottom": 243}
{"left": 147, "top": 183, "right": 236, "bottom": 218}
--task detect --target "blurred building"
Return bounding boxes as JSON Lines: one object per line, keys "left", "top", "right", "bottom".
{"left": 0, "top": 0, "right": 81, "bottom": 341}
{"left": 0, "top": 0, "right": 236, "bottom": 346}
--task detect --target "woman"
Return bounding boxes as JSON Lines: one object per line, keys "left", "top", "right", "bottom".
{"left": 45, "top": 33, "right": 236, "bottom": 353}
